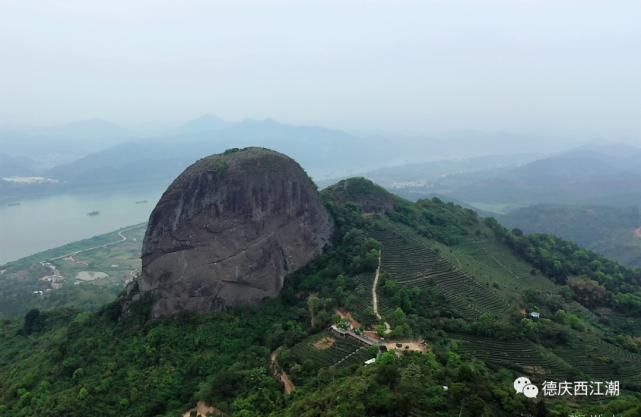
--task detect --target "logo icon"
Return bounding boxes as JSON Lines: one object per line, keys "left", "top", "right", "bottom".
{"left": 522, "top": 383, "right": 539, "bottom": 398}
{"left": 514, "top": 376, "right": 539, "bottom": 399}
{"left": 513, "top": 376, "right": 531, "bottom": 394}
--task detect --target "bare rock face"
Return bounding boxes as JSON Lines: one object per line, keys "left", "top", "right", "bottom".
{"left": 139, "top": 147, "right": 334, "bottom": 317}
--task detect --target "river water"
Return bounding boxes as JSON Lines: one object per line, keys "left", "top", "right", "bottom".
{"left": 0, "top": 184, "right": 166, "bottom": 265}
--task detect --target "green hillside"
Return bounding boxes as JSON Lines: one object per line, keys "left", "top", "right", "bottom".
{"left": 0, "top": 224, "right": 145, "bottom": 318}
{"left": 501, "top": 204, "right": 641, "bottom": 268}
{"left": 1, "top": 179, "right": 641, "bottom": 416}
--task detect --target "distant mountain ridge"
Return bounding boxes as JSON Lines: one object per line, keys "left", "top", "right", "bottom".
{"left": 445, "top": 142, "right": 641, "bottom": 207}
{"left": 174, "top": 113, "right": 232, "bottom": 134}
{"left": 17, "top": 119, "right": 391, "bottom": 195}
{"left": 4, "top": 118, "right": 641, "bottom": 212}
{"left": 324, "top": 153, "right": 541, "bottom": 202}
{"left": 4, "top": 117, "right": 385, "bottom": 200}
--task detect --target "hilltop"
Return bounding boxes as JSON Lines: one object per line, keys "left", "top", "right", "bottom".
{"left": 323, "top": 177, "right": 401, "bottom": 214}
{"left": 1, "top": 153, "right": 641, "bottom": 416}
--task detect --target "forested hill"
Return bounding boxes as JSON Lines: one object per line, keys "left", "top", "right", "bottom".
{"left": 500, "top": 204, "right": 641, "bottom": 268}
{"left": 2, "top": 178, "right": 641, "bottom": 416}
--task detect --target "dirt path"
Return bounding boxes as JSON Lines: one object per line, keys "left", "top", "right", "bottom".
{"left": 39, "top": 261, "right": 62, "bottom": 279}
{"left": 371, "top": 251, "right": 391, "bottom": 334}
{"left": 270, "top": 350, "right": 295, "bottom": 395}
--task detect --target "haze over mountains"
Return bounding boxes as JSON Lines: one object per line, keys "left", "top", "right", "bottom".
{"left": 4, "top": 115, "right": 641, "bottom": 271}
{"left": 328, "top": 153, "right": 541, "bottom": 201}
{"left": 0, "top": 119, "right": 129, "bottom": 170}
{"left": 30, "top": 119, "right": 384, "bottom": 187}
{"left": 2, "top": 114, "right": 634, "bottom": 202}
{"left": 446, "top": 142, "right": 641, "bottom": 208}
{"left": 2, "top": 115, "right": 381, "bottom": 188}
{"left": 350, "top": 142, "right": 641, "bottom": 208}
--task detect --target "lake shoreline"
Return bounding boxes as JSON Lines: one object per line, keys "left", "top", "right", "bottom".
{"left": 0, "top": 184, "right": 163, "bottom": 265}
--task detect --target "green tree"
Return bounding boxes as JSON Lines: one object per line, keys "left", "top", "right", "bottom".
{"left": 22, "top": 309, "right": 40, "bottom": 335}
{"left": 307, "top": 295, "right": 321, "bottom": 328}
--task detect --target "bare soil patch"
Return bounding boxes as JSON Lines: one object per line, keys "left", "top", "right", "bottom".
{"left": 313, "top": 336, "right": 336, "bottom": 350}
{"left": 363, "top": 330, "right": 382, "bottom": 341}
{"left": 75, "top": 271, "right": 109, "bottom": 281}
{"left": 64, "top": 256, "right": 88, "bottom": 266}
{"left": 384, "top": 340, "right": 427, "bottom": 353}
{"left": 335, "top": 309, "right": 361, "bottom": 328}
{"left": 182, "top": 401, "right": 224, "bottom": 417}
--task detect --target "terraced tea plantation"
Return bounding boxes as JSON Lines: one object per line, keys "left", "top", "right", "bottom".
{"left": 453, "top": 334, "right": 573, "bottom": 379}
{"left": 346, "top": 272, "right": 374, "bottom": 315}
{"left": 455, "top": 238, "right": 559, "bottom": 293}
{"left": 289, "top": 331, "right": 373, "bottom": 372}
{"left": 370, "top": 223, "right": 511, "bottom": 319}
{"left": 596, "top": 309, "right": 641, "bottom": 338}
{"left": 553, "top": 333, "right": 641, "bottom": 388}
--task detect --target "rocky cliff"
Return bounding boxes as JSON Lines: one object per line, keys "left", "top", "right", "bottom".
{"left": 139, "top": 147, "right": 334, "bottom": 317}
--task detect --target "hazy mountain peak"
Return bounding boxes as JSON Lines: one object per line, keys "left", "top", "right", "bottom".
{"left": 179, "top": 113, "right": 230, "bottom": 133}
{"left": 237, "top": 117, "right": 283, "bottom": 128}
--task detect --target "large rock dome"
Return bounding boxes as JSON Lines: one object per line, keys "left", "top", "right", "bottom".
{"left": 139, "top": 147, "right": 334, "bottom": 317}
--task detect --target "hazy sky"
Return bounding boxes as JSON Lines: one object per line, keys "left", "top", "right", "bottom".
{"left": 1, "top": 0, "right": 640, "bottom": 135}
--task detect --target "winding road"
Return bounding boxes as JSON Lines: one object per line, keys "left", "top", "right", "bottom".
{"left": 48, "top": 224, "right": 144, "bottom": 262}
{"left": 37, "top": 224, "right": 145, "bottom": 286}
